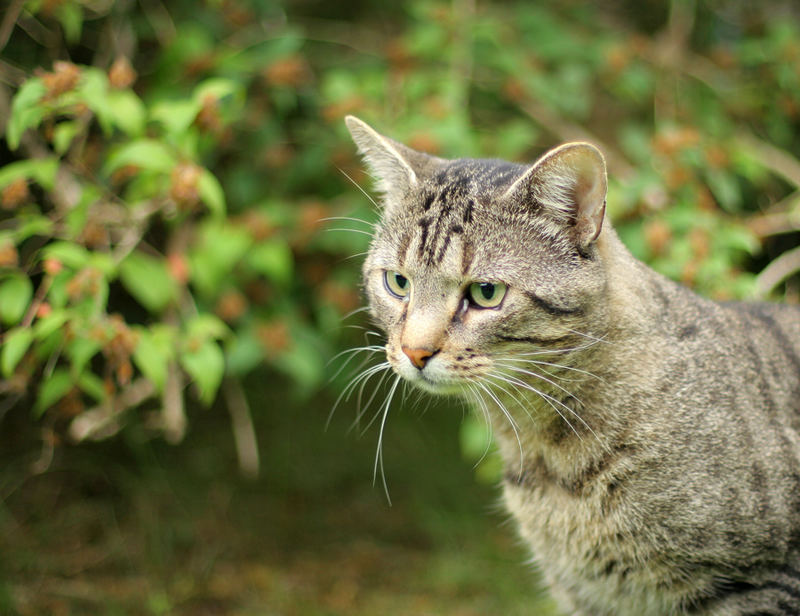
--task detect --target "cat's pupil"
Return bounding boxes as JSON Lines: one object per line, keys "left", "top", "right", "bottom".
{"left": 479, "top": 283, "right": 495, "bottom": 300}
{"left": 395, "top": 274, "right": 408, "bottom": 289}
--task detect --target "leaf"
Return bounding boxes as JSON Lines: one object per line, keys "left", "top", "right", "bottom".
{"left": 0, "top": 157, "right": 59, "bottom": 191}
{"left": 103, "top": 139, "right": 176, "bottom": 175}
{"left": 77, "top": 371, "right": 106, "bottom": 402}
{"left": 193, "top": 78, "right": 243, "bottom": 105}
{"left": 79, "top": 68, "right": 113, "bottom": 134}
{"left": 15, "top": 214, "right": 54, "bottom": 241}
{"left": 53, "top": 120, "right": 80, "bottom": 155}
{"left": 246, "top": 239, "right": 293, "bottom": 286}
{"left": 0, "top": 274, "right": 33, "bottom": 326}
{"left": 119, "top": 252, "right": 178, "bottom": 313}
{"left": 66, "top": 337, "right": 102, "bottom": 375}
{"left": 185, "top": 313, "right": 229, "bottom": 341}
{"left": 107, "top": 89, "right": 146, "bottom": 137}
{"left": 6, "top": 78, "right": 46, "bottom": 150}
{"left": 198, "top": 169, "right": 226, "bottom": 217}
{"left": 150, "top": 99, "right": 201, "bottom": 135}
{"left": 34, "top": 369, "right": 74, "bottom": 417}
{"left": 42, "top": 241, "right": 90, "bottom": 269}
{"left": 180, "top": 339, "right": 225, "bottom": 406}
{"left": 132, "top": 325, "right": 175, "bottom": 393}
{"left": 189, "top": 222, "right": 252, "bottom": 297}
{"left": 56, "top": 2, "right": 83, "bottom": 43}
{"left": 34, "top": 309, "right": 69, "bottom": 340}
{"left": 2, "top": 327, "right": 33, "bottom": 378}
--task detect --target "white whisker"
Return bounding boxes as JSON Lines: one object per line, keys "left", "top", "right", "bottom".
{"left": 374, "top": 374, "right": 402, "bottom": 505}
{"left": 338, "top": 167, "right": 381, "bottom": 212}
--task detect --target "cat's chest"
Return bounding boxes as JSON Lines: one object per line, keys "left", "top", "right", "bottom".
{"left": 501, "top": 459, "right": 701, "bottom": 615}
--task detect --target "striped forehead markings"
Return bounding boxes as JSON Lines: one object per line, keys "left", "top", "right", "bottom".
{"left": 415, "top": 183, "right": 473, "bottom": 266}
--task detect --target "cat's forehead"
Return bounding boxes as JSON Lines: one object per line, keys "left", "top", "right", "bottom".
{"left": 373, "top": 164, "right": 559, "bottom": 283}
{"left": 421, "top": 158, "right": 524, "bottom": 194}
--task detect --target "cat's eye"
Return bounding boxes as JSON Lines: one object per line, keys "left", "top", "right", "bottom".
{"left": 468, "top": 282, "right": 507, "bottom": 308}
{"left": 384, "top": 270, "right": 410, "bottom": 298}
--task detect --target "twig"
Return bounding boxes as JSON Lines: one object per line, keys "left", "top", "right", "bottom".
{"left": 223, "top": 377, "right": 260, "bottom": 479}
{"left": 69, "top": 378, "right": 155, "bottom": 442}
{"left": 735, "top": 133, "right": 800, "bottom": 190}
{"left": 0, "top": 0, "right": 25, "bottom": 53}
{"left": 163, "top": 361, "right": 186, "bottom": 444}
{"left": 748, "top": 192, "right": 800, "bottom": 237}
{"left": 755, "top": 245, "right": 800, "bottom": 298}
{"left": 517, "top": 99, "right": 636, "bottom": 180}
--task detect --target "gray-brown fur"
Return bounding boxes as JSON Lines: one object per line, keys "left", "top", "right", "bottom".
{"left": 345, "top": 115, "right": 800, "bottom": 615}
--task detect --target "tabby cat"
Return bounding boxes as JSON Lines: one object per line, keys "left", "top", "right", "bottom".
{"left": 344, "top": 115, "right": 800, "bottom": 615}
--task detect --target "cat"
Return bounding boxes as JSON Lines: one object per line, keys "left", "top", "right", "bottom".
{"left": 344, "top": 115, "right": 800, "bottom": 615}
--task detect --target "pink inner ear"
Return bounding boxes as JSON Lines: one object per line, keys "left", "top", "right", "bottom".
{"left": 571, "top": 156, "right": 607, "bottom": 246}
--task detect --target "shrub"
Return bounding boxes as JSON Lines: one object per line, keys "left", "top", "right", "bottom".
{"left": 1, "top": 1, "right": 798, "bottom": 476}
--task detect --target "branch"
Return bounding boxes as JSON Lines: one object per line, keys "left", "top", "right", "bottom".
{"left": 755, "top": 245, "right": 800, "bottom": 299}
{"left": 517, "top": 98, "right": 636, "bottom": 181}
{"left": 735, "top": 133, "right": 800, "bottom": 190}
{"left": 69, "top": 378, "right": 155, "bottom": 442}
{"left": 224, "top": 377, "right": 260, "bottom": 479}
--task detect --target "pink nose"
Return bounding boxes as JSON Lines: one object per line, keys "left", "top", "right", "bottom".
{"left": 402, "top": 346, "right": 436, "bottom": 369}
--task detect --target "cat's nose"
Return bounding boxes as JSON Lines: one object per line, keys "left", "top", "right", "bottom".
{"left": 402, "top": 346, "right": 437, "bottom": 369}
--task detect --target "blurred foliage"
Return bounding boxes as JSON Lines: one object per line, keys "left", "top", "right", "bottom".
{"left": 1, "top": 0, "right": 800, "bottom": 476}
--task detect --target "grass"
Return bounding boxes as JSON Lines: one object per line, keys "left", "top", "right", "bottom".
{"left": 0, "top": 373, "right": 558, "bottom": 615}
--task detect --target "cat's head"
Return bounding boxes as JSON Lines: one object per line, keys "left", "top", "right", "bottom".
{"left": 346, "top": 116, "right": 610, "bottom": 396}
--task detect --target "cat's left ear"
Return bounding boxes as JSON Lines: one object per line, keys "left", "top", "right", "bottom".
{"left": 504, "top": 142, "right": 607, "bottom": 248}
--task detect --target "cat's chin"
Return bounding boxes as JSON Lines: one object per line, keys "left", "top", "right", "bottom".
{"left": 394, "top": 367, "right": 465, "bottom": 396}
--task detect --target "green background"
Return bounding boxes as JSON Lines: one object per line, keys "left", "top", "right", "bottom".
{"left": 1, "top": 0, "right": 799, "bottom": 613}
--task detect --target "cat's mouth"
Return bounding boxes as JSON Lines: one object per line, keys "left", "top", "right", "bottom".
{"left": 390, "top": 355, "right": 468, "bottom": 395}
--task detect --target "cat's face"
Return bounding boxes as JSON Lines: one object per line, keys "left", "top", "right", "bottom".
{"left": 347, "top": 116, "right": 609, "bottom": 399}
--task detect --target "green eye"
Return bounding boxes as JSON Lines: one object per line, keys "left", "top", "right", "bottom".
{"left": 468, "top": 281, "right": 507, "bottom": 308}
{"left": 384, "top": 271, "right": 410, "bottom": 298}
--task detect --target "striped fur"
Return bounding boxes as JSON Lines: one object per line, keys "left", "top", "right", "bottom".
{"left": 346, "top": 116, "right": 800, "bottom": 615}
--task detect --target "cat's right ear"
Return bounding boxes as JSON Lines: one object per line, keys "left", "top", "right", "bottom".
{"left": 345, "top": 116, "right": 430, "bottom": 202}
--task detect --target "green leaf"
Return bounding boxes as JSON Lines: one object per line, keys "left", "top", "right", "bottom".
{"left": 150, "top": 99, "right": 201, "bottom": 135}
{"left": 79, "top": 68, "right": 113, "bottom": 134}
{"left": 224, "top": 330, "right": 264, "bottom": 377}
{"left": 0, "top": 274, "right": 33, "bottom": 326}
{"left": 119, "top": 252, "right": 178, "bottom": 313}
{"left": 66, "top": 336, "right": 102, "bottom": 375}
{"left": 189, "top": 222, "right": 252, "bottom": 297}
{"left": 77, "top": 371, "right": 106, "bottom": 402}
{"left": 193, "top": 78, "right": 243, "bottom": 105}
{"left": 34, "top": 309, "right": 69, "bottom": 340}
{"left": 0, "top": 157, "right": 59, "bottom": 191}
{"left": 6, "top": 78, "right": 46, "bottom": 150}
{"left": 56, "top": 2, "right": 83, "bottom": 43}
{"left": 15, "top": 214, "right": 54, "bottom": 241}
{"left": 246, "top": 239, "right": 293, "bottom": 285}
{"left": 2, "top": 327, "right": 33, "bottom": 377}
{"left": 180, "top": 339, "right": 225, "bottom": 405}
{"left": 198, "top": 169, "right": 226, "bottom": 217}
{"left": 104, "top": 139, "right": 176, "bottom": 175}
{"left": 107, "top": 89, "right": 146, "bottom": 137}
{"left": 34, "top": 369, "right": 74, "bottom": 417}
{"left": 132, "top": 325, "right": 175, "bottom": 393}
{"left": 42, "top": 241, "right": 90, "bottom": 269}
{"left": 53, "top": 120, "right": 81, "bottom": 154}
{"left": 185, "top": 313, "right": 229, "bottom": 341}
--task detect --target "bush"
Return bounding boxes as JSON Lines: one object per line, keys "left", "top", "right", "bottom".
{"left": 1, "top": 1, "right": 798, "bottom": 472}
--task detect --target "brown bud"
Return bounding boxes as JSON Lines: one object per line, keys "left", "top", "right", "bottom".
{"left": 169, "top": 163, "right": 202, "bottom": 210}
{"left": 0, "top": 240, "right": 19, "bottom": 267}
{"left": 109, "top": 56, "right": 137, "bottom": 90}
{"left": 1, "top": 178, "right": 30, "bottom": 210}
{"left": 42, "top": 61, "right": 81, "bottom": 100}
